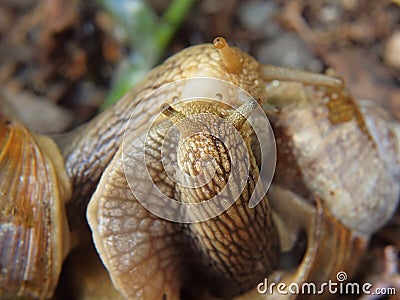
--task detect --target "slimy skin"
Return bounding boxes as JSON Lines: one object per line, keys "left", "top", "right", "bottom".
{"left": 66, "top": 38, "right": 399, "bottom": 299}
{"left": 162, "top": 100, "right": 280, "bottom": 297}
{"left": 83, "top": 39, "right": 281, "bottom": 299}
{"left": 2, "top": 34, "right": 399, "bottom": 299}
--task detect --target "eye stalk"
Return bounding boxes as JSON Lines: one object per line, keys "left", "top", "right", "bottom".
{"left": 213, "top": 37, "right": 242, "bottom": 74}
{"left": 160, "top": 103, "right": 186, "bottom": 123}
{"left": 161, "top": 99, "right": 257, "bottom": 136}
{"left": 226, "top": 99, "right": 257, "bottom": 130}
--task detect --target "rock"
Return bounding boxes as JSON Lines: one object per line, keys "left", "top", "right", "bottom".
{"left": 238, "top": 0, "right": 280, "bottom": 38}
{"left": 256, "top": 33, "right": 323, "bottom": 72}
{"left": 0, "top": 87, "right": 74, "bottom": 134}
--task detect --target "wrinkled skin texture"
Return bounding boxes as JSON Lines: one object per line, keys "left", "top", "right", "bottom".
{"left": 0, "top": 34, "right": 400, "bottom": 299}
{"left": 55, "top": 41, "right": 276, "bottom": 299}
{"left": 6, "top": 39, "right": 398, "bottom": 299}
{"left": 60, "top": 44, "right": 265, "bottom": 230}
{"left": 86, "top": 99, "right": 280, "bottom": 299}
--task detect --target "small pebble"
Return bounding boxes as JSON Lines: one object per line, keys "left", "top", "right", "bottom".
{"left": 256, "top": 33, "right": 323, "bottom": 72}
{"left": 1, "top": 87, "right": 74, "bottom": 134}
{"left": 340, "top": 0, "right": 359, "bottom": 11}
{"left": 384, "top": 31, "right": 400, "bottom": 70}
{"left": 318, "top": 5, "right": 341, "bottom": 24}
{"left": 238, "top": 0, "right": 280, "bottom": 38}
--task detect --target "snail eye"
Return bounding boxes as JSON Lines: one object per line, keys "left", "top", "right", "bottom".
{"left": 213, "top": 37, "right": 242, "bottom": 74}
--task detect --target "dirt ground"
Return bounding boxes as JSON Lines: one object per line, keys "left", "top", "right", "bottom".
{"left": 1, "top": 0, "right": 399, "bottom": 299}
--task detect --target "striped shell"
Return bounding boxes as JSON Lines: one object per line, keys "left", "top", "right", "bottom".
{"left": 0, "top": 117, "right": 71, "bottom": 299}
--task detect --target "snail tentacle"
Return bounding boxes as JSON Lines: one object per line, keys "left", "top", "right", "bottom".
{"left": 213, "top": 37, "right": 243, "bottom": 74}
{"left": 31, "top": 37, "right": 399, "bottom": 299}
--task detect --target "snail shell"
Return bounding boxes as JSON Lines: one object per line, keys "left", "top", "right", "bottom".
{"left": 357, "top": 98, "right": 400, "bottom": 182}
{"left": 263, "top": 80, "right": 400, "bottom": 235}
{"left": 0, "top": 117, "right": 71, "bottom": 298}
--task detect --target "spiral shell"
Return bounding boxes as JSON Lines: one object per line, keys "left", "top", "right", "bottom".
{"left": 357, "top": 98, "right": 400, "bottom": 182}
{"left": 264, "top": 80, "right": 400, "bottom": 235}
{"left": 0, "top": 117, "right": 71, "bottom": 298}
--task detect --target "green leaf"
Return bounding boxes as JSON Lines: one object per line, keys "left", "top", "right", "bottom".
{"left": 96, "top": 0, "right": 195, "bottom": 110}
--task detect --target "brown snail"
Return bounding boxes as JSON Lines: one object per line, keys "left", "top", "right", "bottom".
{"left": 0, "top": 37, "right": 399, "bottom": 299}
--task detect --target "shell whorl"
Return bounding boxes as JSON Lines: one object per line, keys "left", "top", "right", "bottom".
{"left": 0, "top": 118, "right": 71, "bottom": 298}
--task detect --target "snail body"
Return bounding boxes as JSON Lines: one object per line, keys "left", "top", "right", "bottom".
{"left": 1, "top": 38, "right": 399, "bottom": 299}
{"left": 162, "top": 100, "right": 280, "bottom": 297}
{"left": 59, "top": 37, "right": 266, "bottom": 230}
{"left": 87, "top": 97, "right": 280, "bottom": 298}
{"left": 83, "top": 39, "right": 284, "bottom": 299}
{"left": 84, "top": 38, "right": 399, "bottom": 299}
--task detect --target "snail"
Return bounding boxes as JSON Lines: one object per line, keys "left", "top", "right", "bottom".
{"left": 0, "top": 37, "right": 399, "bottom": 299}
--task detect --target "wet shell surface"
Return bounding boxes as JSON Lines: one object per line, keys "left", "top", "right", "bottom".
{"left": 0, "top": 117, "right": 71, "bottom": 299}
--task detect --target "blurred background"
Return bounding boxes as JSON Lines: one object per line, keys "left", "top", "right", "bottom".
{"left": 0, "top": 0, "right": 398, "bottom": 133}
{"left": 0, "top": 0, "right": 399, "bottom": 299}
